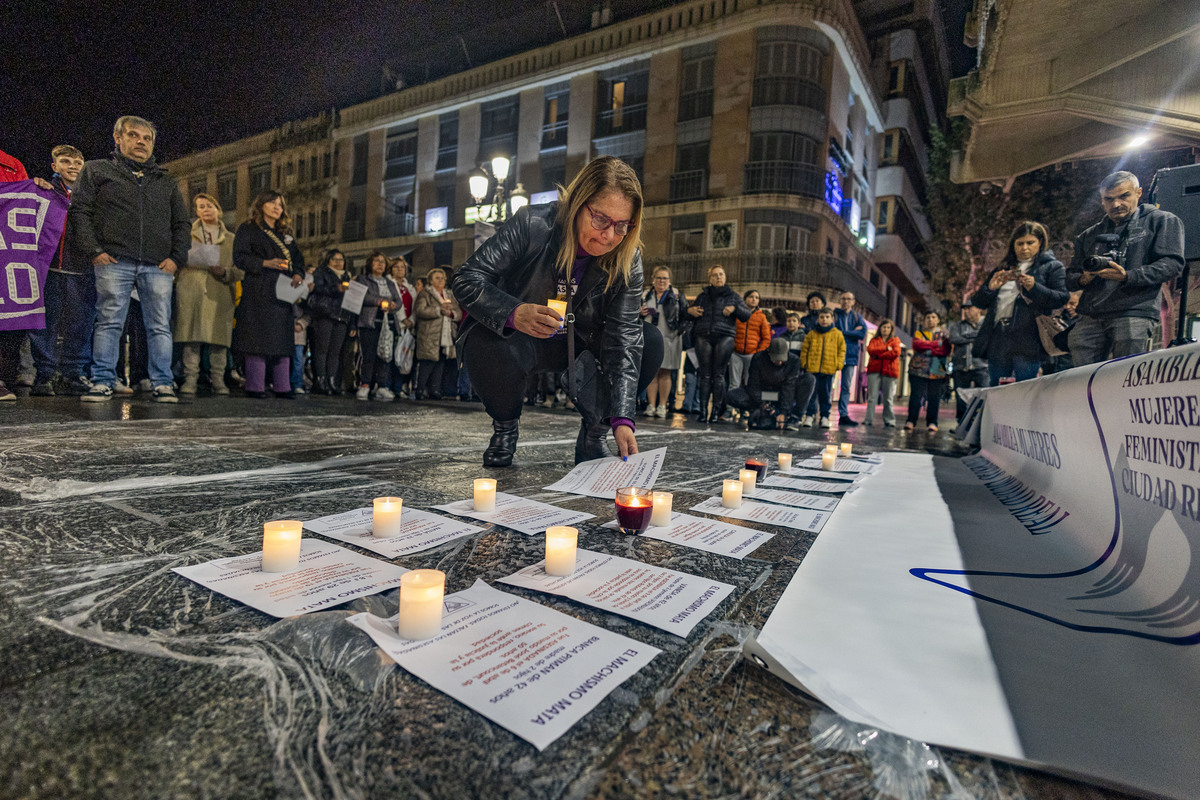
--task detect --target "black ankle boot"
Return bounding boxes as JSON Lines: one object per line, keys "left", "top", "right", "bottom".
{"left": 575, "top": 420, "right": 609, "bottom": 464}
{"left": 483, "top": 419, "right": 520, "bottom": 467}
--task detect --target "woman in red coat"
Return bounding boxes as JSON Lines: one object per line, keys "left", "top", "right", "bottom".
{"left": 864, "top": 319, "right": 901, "bottom": 427}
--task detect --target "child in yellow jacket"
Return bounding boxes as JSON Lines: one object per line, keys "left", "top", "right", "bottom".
{"left": 798, "top": 308, "right": 846, "bottom": 428}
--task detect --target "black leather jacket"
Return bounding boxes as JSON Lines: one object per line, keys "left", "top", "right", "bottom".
{"left": 641, "top": 285, "right": 684, "bottom": 332}
{"left": 686, "top": 284, "right": 752, "bottom": 340}
{"left": 452, "top": 203, "right": 644, "bottom": 420}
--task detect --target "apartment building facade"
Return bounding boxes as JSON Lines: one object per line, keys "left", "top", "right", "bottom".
{"left": 166, "top": 0, "right": 948, "bottom": 325}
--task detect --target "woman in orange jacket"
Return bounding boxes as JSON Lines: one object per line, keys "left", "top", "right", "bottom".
{"left": 864, "top": 319, "right": 901, "bottom": 427}
{"left": 730, "top": 288, "right": 772, "bottom": 389}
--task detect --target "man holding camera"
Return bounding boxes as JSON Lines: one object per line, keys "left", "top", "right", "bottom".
{"left": 1066, "top": 171, "right": 1184, "bottom": 366}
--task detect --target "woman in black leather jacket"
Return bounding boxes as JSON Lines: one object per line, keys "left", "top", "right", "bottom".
{"left": 307, "top": 249, "right": 352, "bottom": 394}
{"left": 685, "top": 265, "right": 752, "bottom": 423}
{"left": 970, "top": 220, "right": 1069, "bottom": 383}
{"left": 452, "top": 156, "right": 663, "bottom": 467}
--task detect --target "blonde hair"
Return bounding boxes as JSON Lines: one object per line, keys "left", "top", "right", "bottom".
{"left": 192, "top": 192, "right": 222, "bottom": 216}
{"left": 553, "top": 156, "right": 643, "bottom": 290}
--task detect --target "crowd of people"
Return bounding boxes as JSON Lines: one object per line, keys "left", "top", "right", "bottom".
{"left": 1, "top": 117, "right": 1186, "bottom": 463}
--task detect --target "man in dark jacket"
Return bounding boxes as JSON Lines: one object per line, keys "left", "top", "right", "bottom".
{"left": 834, "top": 291, "right": 866, "bottom": 426}
{"left": 947, "top": 301, "right": 988, "bottom": 420}
{"left": 726, "top": 338, "right": 816, "bottom": 430}
{"left": 28, "top": 145, "right": 93, "bottom": 397}
{"left": 1066, "top": 171, "right": 1185, "bottom": 366}
{"left": 74, "top": 116, "right": 190, "bottom": 402}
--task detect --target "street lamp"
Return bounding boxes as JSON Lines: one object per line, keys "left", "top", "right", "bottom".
{"left": 469, "top": 155, "right": 528, "bottom": 223}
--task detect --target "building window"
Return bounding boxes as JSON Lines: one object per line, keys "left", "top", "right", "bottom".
{"left": 307, "top": 212, "right": 316, "bottom": 238}
{"left": 249, "top": 161, "right": 271, "bottom": 194}
{"left": 351, "top": 135, "right": 368, "bottom": 187}
{"left": 436, "top": 179, "right": 456, "bottom": 210}
{"left": 298, "top": 158, "right": 306, "bottom": 184}
{"left": 437, "top": 113, "right": 458, "bottom": 170}
{"left": 479, "top": 97, "right": 519, "bottom": 161}
{"left": 217, "top": 171, "right": 237, "bottom": 214}
{"left": 670, "top": 142, "right": 709, "bottom": 203}
{"left": 310, "top": 156, "right": 318, "bottom": 183}
{"left": 744, "top": 223, "right": 809, "bottom": 252}
{"left": 595, "top": 69, "right": 648, "bottom": 137}
{"left": 678, "top": 55, "right": 714, "bottom": 122}
{"left": 320, "top": 208, "right": 329, "bottom": 235}
{"left": 323, "top": 152, "right": 332, "bottom": 179}
{"left": 744, "top": 132, "right": 822, "bottom": 196}
{"left": 384, "top": 129, "right": 417, "bottom": 180}
{"left": 187, "top": 177, "right": 206, "bottom": 203}
{"left": 541, "top": 163, "right": 566, "bottom": 194}
{"left": 542, "top": 86, "right": 569, "bottom": 148}
{"left": 753, "top": 40, "right": 825, "bottom": 110}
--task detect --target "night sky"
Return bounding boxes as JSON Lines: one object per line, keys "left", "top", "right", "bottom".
{"left": 3, "top": 0, "right": 973, "bottom": 176}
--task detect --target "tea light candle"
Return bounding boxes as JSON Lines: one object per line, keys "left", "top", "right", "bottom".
{"left": 824, "top": 444, "right": 838, "bottom": 458}
{"left": 722, "top": 479, "right": 743, "bottom": 508}
{"left": 473, "top": 478, "right": 496, "bottom": 512}
{"left": 778, "top": 453, "right": 793, "bottom": 470}
{"left": 739, "top": 468, "right": 757, "bottom": 496}
{"left": 373, "top": 497, "right": 403, "bottom": 538}
{"left": 544, "top": 526, "right": 578, "bottom": 576}
{"left": 261, "top": 520, "right": 302, "bottom": 572}
{"left": 821, "top": 450, "right": 837, "bottom": 471}
{"left": 398, "top": 569, "right": 446, "bottom": 640}
{"left": 650, "top": 491, "right": 673, "bottom": 527}
{"left": 546, "top": 299, "right": 567, "bottom": 328}
{"left": 840, "top": 442, "right": 853, "bottom": 457}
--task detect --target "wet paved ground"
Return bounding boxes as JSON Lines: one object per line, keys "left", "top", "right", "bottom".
{"left": 0, "top": 392, "right": 1136, "bottom": 800}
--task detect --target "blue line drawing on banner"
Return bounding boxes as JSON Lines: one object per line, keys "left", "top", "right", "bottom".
{"left": 910, "top": 358, "right": 1200, "bottom": 645}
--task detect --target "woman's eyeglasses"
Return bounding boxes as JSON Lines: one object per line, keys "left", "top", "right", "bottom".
{"left": 585, "top": 203, "right": 634, "bottom": 236}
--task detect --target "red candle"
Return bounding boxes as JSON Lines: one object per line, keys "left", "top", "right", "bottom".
{"left": 615, "top": 487, "right": 653, "bottom": 534}
{"left": 744, "top": 459, "right": 767, "bottom": 482}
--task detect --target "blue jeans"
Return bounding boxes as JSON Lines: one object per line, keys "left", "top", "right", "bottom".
{"left": 29, "top": 270, "right": 97, "bottom": 382}
{"left": 91, "top": 260, "right": 175, "bottom": 388}
{"left": 987, "top": 353, "right": 1041, "bottom": 384}
{"left": 838, "top": 364, "right": 857, "bottom": 417}
{"left": 291, "top": 344, "right": 306, "bottom": 389}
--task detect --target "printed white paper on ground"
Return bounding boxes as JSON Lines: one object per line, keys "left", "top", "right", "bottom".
{"left": 777, "top": 467, "right": 863, "bottom": 482}
{"left": 738, "top": 487, "right": 840, "bottom": 512}
{"left": 498, "top": 548, "right": 734, "bottom": 636}
{"left": 347, "top": 580, "right": 659, "bottom": 750}
{"left": 433, "top": 491, "right": 593, "bottom": 535}
{"left": 543, "top": 447, "right": 667, "bottom": 498}
{"left": 690, "top": 496, "right": 831, "bottom": 533}
{"left": 797, "top": 457, "right": 878, "bottom": 474}
{"left": 173, "top": 538, "right": 406, "bottom": 617}
{"left": 600, "top": 512, "right": 773, "bottom": 559}
{"left": 760, "top": 475, "right": 855, "bottom": 494}
{"left": 303, "top": 506, "right": 483, "bottom": 557}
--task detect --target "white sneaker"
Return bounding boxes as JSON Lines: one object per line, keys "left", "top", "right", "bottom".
{"left": 113, "top": 380, "right": 134, "bottom": 395}
{"left": 373, "top": 387, "right": 395, "bottom": 401}
{"left": 293, "top": 385, "right": 307, "bottom": 395}
{"left": 654, "top": 404, "right": 667, "bottom": 418}
{"left": 640, "top": 406, "right": 655, "bottom": 417}
{"left": 356, "top": 385, "right": 370, "bottom": 400}
{"left": 819, "top": 416, "right": 832, "bottom": 429}
{"left": 800, "top": 415, "right": 813, "bottom": 428}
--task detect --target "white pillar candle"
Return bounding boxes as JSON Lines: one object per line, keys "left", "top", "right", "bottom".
{"left": 722, "top": 479, "right": 743, "bottom": 508}
{"left": 650, "top": 491, "right": 673, "bottom": 527}
{"left": 840, "top": 442, "right": 853, "bottom": 457}
{"left": 398, "top": 569, "right": 446, "bottom": 640}
{"left": 739, "top": 468, "right": 757, "bottom": 496}
{"left": 544, "top": 526, "right": 578, "bottom": 576}
{"left": 373, "top": 497, "right": 403, "bottom": 538}
{"left": 473, "top": 478, "right": 496, "bottom": 512}
{"left": 777, "top": 453, "right": 793, "bottom": 470}
{"left": 261, "top": 520, "right": 303, "bottom": 573}
{"left": 821, "top": 451, "right": 837, "bottom": 471}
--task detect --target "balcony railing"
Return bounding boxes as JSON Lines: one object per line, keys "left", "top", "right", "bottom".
{"left": 668, "top": 169, "right": 708, "bottom": 203}
{"left": 743, "top": 161, "right": 825, "bottom": 198}
{"left": 644, "top": 250, "right": 887, "bottom": 315}
{"left": 880, "top": 133, "right": 928, "bottom": 201}
{"left": 435, "top": 146, "right": 457, "bottom": 171}
{"left": 375, "top": 213, "right": 416, "bottom": 239}
{"left": 541, "top": 120, "right": 569, "bottom": 149}
{"left": 594, "top": 102, "right": 647, "bottom": 138}
{"left": 677, "top": 89, "right": 713, "bottom": 122}
{"left": 751, "top": 76, "right": 826, "bottom": 112}
{"left": 384, "top": 158, "right": 416, "bottom": 180}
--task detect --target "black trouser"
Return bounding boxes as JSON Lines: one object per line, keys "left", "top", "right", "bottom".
{"left": 357, "top": 324, "right": 390, "bottom": 389}
{"left": 417, "top": 355, "right": 448, "bottom": 398}
{"left": 907, "top": 375, "right": 945, "bottom": 426}
{"left": 464, "top": 320, "right": 662, "bottom": 423}
{"left": 694, "top": 335, "right": 735, "bottom": 417}
{"left": 310, "top": 317, "right": 348, "bottom": 383}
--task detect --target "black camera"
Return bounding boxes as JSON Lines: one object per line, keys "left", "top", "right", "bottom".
{"left": 1083, "top": 233, "right": 1121, "bottom": 270}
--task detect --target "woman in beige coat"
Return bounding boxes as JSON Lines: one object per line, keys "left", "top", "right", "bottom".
{"left": 176, "top": 193, "right": 244, "bottom": 394}
{"left": 413, "top": 267, "right": 462, "bottom": 399}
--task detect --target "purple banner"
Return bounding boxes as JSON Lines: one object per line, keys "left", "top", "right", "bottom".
{"left": 0, "top": 181, "right": 70, "bottom": 332}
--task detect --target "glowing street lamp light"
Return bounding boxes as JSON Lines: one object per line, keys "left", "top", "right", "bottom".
{"left": 470, "top": 155, "right": 521, "bottom": 223}
{"left": 490, "top": 155, "right": 511, "bottom": 183}
{"left": 1126, "top": 133, "right": 1152, "bottom": 149}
